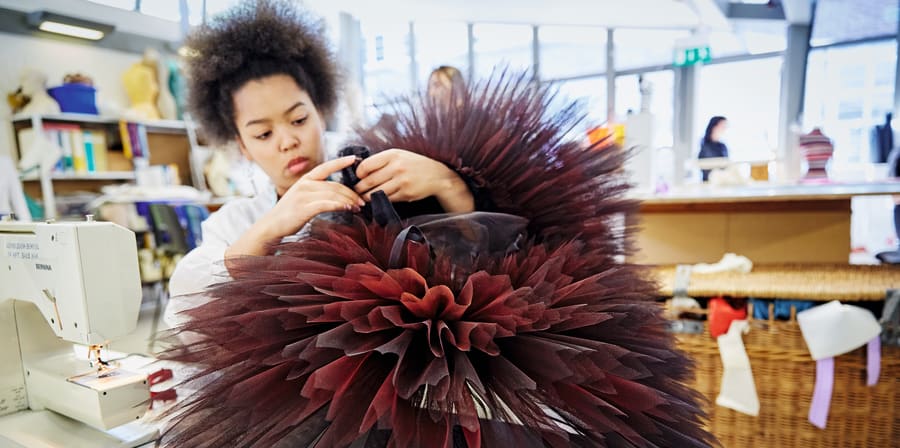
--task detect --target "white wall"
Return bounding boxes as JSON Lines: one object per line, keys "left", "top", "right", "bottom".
{"left": 0, "top": 32, "right": 144, "bottom": 160}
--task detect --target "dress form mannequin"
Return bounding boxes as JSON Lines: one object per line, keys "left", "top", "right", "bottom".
{"left": 19, "top": 69, "right": 60, "bottom": 115}
{"left": 122, "top": 49, "right": 162, "bottom": 120}
{"left": 145, "top": 48, "right": 178, "bottom": 120}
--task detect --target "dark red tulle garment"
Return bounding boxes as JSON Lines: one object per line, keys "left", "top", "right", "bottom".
{"left": 158, "top": 73, "right": 716, "bottom": 447}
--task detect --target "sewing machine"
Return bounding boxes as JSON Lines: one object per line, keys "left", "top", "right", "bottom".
{"left": 0, "top": 217, "right": 157, "bottom": 447}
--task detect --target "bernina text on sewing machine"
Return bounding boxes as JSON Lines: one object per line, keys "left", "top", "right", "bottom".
{"left": 0, "top": 217, "right": 157, "bottom": 447}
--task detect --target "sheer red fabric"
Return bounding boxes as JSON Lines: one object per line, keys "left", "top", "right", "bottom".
{"left": 157, "top": 72, "right": 715, "bottom": 448}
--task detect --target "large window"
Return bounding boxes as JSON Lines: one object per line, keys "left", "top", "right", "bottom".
{"left": 472, "top": 24, "right": 533, "bottom": 80}
{"left": 810, "top": 0, "right": 899, "bottom": 46}
{"left": 362, "top": 21, "right": 413, "bottom": 103}
{"left": 614, "top": 29, "right": 690, "bottom": 70}
{"left": 615, "top": 71, "right": 675, "bottom": 149}
{"left": 804, "top": 40, "right": 897, "bottom": 163}
{"left": 414, "top": 22, "right": 469, "bottom": 89}
{"left": 549, "top": 76, "right": 608, "bottom": 130}
{"left": 695, "top": 57, "right": 783, "bottom": 162}
{"left": 204, "top": 0, "right": 241, "bottom": 22}
{"left": 709, "top": 20, "right": 787, "bottom": 57}
{"left": 539, "top": 26, "right": 606, "bottom": 80}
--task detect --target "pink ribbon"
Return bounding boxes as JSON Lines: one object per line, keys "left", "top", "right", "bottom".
{"left": 867, "top": 336, "right": 881, "bottom": 386}
{"left": 808, "top": 358, "right": 833, "bottom": 429}
{"left": 808, "top": 337, "right": 881, "bottom": 429}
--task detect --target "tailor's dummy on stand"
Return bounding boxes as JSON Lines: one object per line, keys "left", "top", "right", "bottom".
{"left": 123, "top": 49, "right": 178, "bottom": 120}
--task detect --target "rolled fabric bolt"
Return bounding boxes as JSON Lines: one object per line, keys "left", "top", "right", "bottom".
{"left": 715, "top": 320, "right": 760, "bottom": 416}
{"left": 809, "top": 358, "right": 834, "bottom": 429}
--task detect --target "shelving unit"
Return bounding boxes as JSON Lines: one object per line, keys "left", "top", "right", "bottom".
{"left": 11, "top": 113, "right": 203, "bottom": 219}
{"left": 11, "top": 113, "right": 187, "bottom": 132}
{"left": 21, "top": 171, "right": 137, "bottom": 181}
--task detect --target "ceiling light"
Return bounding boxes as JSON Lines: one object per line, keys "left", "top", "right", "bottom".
{"left": 26, "top": 11, "right": 114, "bottom": 41}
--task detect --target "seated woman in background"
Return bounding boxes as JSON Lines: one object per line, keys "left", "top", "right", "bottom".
{"left": 699, "top": 115, "right": 729, "bottom": 182}
{"left": 427, "top": 65, "right": 465, "bottom": 102}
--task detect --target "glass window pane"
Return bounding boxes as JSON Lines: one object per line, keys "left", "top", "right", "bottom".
{"left": 614, "top": 29, "right": 690, "bottom": 70}
{"left": 709, "top": 20, "right": 787, "bottom": 58}
{"left": 185, "top": 0, "right": 204, "bottom": 25}
{"left": 87, "top": 0, "right": 136, "bottom": 10}
{"left": 140, "top": 0, "right": 181, "bottom": 22}
{"left": 695, "top": 57, "right": 783, "bottom": 162}
{"left": 473, "top": 24, "right": 533, "bottom": 79}
{"left": 548, "top": 76, "right": 607, "bottom": 130}
{"left": 414, "top": 22, "right": 469, "bottom": 90}
{"left": 205, "top": 0, "right": 241, "bottom": 21}
{"left": 803, "top": 40, "right": 897, "bottom": 163}
{"left": 615, "top": 70, "right": 675, "bottom": 149}
{"left": 811, "top": 0, "right": 899, "bottom": 46}
{"left": 539, "top": 26, "right": 606, "bottom": 79}
{"left": 363, "top": 20, "right": 413, "bottom": 103}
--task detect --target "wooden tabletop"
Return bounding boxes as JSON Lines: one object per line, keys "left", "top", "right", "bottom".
{"left": 635, "top": 181, "right": 900, "bottom": 206}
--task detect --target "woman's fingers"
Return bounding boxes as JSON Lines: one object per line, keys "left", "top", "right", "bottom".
{"left": 353, "top": 165, "right": 396, "bottom": 196}
{"left": 303, "top": 199, "right": 358, "bottom": 217}
{"left": 355, "top": 150, "right": 393, "bottom": 179}
{"left": 301, "top": 155, "right": 358, "bottom": 181}
{"left": 313, "top": 181, "right": 365, "bottom": 206}
{"left": 364, "top": 179, "right": 402, "bottom": 202}
{"left": 288, "top": 187, "right": 362, "bottom": 210}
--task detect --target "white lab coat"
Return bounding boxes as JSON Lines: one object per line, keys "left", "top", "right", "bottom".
{"left": 164, "top": 178, "right": 278, "bottom": 325}
{"left": 164, "top": 134, "right": 347, "bottom": 325}
{"left": 0, "top": 155, "right": 32, "bottom": 221}
{"left": 167, "top": 187, "right": 277, "bottom": 296}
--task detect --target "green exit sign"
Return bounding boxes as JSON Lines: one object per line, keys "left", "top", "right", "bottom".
{"left": 674, "top": 46, "right": 711, "bottom": 67}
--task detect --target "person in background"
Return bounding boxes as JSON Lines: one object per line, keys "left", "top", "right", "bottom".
{"left": 0, "top": 155, "right": 31, "bottom": 221}
{"left": 427, "top": 65, "right": 465, "bottom": 104}
{"left": 699, "top": 115, "right": 729, "bottom": 182}
{"left": 371, "top": 65, "right": 466, "bottom": 137}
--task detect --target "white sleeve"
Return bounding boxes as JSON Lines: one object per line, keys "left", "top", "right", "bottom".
{"left": 9, "top": 173, "right": 31, "bottom": 222}
{"left": 1, "top": 157, "right": 31, "bottom": 221}
{"left": 164, "top": 201, "right": 252, "bottom": 326}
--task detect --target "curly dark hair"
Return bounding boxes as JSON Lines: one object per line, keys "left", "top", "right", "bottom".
{"left": 182, "top": 0, "right": 339, "bottom": 144}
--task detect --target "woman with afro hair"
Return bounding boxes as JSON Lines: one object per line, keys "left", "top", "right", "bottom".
{"left": 167, "top": 0, "right": 480, "bottom": 298}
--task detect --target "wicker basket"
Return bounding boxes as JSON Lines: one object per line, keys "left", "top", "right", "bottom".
{"left": 655, "top": 264, "right": 900, "bottom": 301}
{"left": 675, "top": 313, "right": 900, "bottom": 448}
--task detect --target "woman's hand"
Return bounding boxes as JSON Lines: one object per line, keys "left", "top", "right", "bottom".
{"left": 354, "top": 149, "right": 474, "bottom": 213}
{"left": 226, "top": 156, "right": 364, "bottom": 259}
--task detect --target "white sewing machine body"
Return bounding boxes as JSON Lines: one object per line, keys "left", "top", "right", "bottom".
{"left": 0, "top": 219, "right": 156, "bottom": 447}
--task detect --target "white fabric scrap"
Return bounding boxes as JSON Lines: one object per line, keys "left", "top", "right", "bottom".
{"left": 797, "top": 301, "right": 882, "bottom": 361}
{"left": 693, "top": 253, "right": 753, "bottom": 275}
{"left": 716, "top": 320, "right": 760, "bottom": 416}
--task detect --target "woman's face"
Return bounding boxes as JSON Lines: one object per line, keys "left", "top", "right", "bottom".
{"left": 712, "top": 120, "right": 728, "bottom": 142}
{"left": 233, "top": 74, "right": 325, "bottom": 196}
{"left": 428, "top": 73, "right": 453, "bottom": 103}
